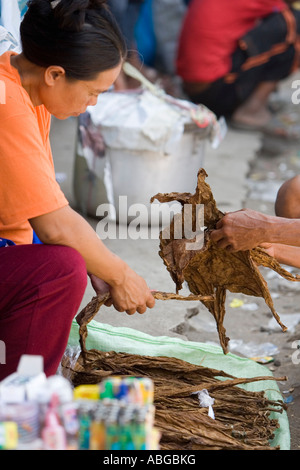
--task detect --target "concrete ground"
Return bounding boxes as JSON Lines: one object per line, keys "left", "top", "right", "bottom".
{"left": 50, "top": 76, "right": 300, "bottom": 450}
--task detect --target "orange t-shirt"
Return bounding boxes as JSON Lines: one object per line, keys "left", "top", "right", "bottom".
{"left": 0, "top": 51, "right": 68, "bottom": 245}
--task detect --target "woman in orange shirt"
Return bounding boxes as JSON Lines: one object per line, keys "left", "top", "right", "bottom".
{"left": 0, "top": 0, "right": 155, "bottom": 380}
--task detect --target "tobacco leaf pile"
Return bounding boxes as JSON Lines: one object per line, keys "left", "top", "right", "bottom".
{"left": 150, "top": 168, "right": 300, "bottom": 353}
{"left": 62, "top": 293, "right": 287, "bottom": 450}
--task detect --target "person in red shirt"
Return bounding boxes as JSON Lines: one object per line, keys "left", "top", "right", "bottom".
{"left": 176, "top": 0, "right": 300, "bottom": 130}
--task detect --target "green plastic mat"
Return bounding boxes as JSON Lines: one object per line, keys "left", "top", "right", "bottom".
{"left": 67, "top": 319, "right": 290, "bottom": 450}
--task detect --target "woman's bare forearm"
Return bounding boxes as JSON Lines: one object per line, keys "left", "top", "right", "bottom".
{"left": 30, "top": 205, "right": 127, "bottom": 286}
{"left": 30, "top": 205, "right": 156, "bottom": 314}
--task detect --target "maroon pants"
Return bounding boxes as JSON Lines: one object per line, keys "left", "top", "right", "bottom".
{"left": 0, "top": 244, "right": 87, "bottom": 380}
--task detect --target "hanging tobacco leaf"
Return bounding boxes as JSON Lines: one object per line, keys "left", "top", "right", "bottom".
{"left": 151, "top": 168, "right": 300, "bottom": 353}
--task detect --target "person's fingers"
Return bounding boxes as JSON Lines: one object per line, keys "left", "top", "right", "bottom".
{"left": 225, "top": 245, "right": 234, "bottom": 252}
{"left": 213, "top": 237, "right": 228, "bottom": 249}
{"left": 214, "top": 238, "right": 237, "bottom": 251}
{"left": 147, "top": 293, "right": 156, "bottom": 309}
{"left": 215, "top": 218, "right": 224, "bottom": 229}
{"left": 146, "top": 301, "right": 155, "bottom": 309}
{"left": 210, "top": 229, "right": 223, "bottom": 242}
{"left": 110, "top": 284, "right": 156, "bottom": 315}
{"left": 114, "top": 305, "right": 125, "bottom": 313}
{"left": 137, "top": 305, "right": 147, "bottom": 314}
{"left": 126, "top": 297, "right": 154, "bottom": 315}
{"left": 125, "top": 308, "right": 136, "bottom": 315}
{"left": 126, "top": 302, "right": 151, "bottom": 315}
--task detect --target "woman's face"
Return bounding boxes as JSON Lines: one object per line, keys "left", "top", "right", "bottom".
{"left": 40, "top": 63, "right": 122, "bottom": 119}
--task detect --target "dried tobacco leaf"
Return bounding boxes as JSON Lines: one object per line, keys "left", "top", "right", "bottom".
{"left": 151, "top": 168, "right": 300, "bottom": 353}
{"left": 75, "top": 291, "right": 214, "bottom": 356}
{"left": 61, "top": 293, "right": 287, "bottom": 450}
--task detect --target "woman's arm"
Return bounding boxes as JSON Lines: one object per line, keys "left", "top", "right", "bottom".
{"left": 29, "top": 205, "right": 155, "bottom": 315}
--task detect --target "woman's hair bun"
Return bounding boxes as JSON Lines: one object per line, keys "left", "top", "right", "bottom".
{"left": 21, "top": 0, "right": 127, "bottom": 80}
{"left": 51, "top": 0, "right": 108, "bottom": 31}
{"left": 52, "top": 0, "right": 89, "bottom": 31}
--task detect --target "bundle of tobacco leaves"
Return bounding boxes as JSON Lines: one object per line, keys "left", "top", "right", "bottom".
{"left": 61, "top": 293, "right": 287, "bottom": 450}
{"left": 150, "top": 168, "right": 300, "bottom": 353}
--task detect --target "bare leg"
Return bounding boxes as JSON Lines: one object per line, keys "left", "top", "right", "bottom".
{"left": 275, "top": 175, "right": 300, "bottom": 218}
{"left": 232, "top": 81, "right": 278, "bottom": 127}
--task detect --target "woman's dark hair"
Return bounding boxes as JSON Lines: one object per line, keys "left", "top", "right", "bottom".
{"left": 20, "top": 0, "right": 127, "bottom": 80}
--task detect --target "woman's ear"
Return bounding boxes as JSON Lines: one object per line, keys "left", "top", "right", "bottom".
{"left": 44, "top": 65, "right": 66, "bottom": 87}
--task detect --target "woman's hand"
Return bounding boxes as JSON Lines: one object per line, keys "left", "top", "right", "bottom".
{"left": 109, "top": 264, "right": 155, "bottom": 315}
{"left": 89, "top": 268, "right": 155, "bottom": 315}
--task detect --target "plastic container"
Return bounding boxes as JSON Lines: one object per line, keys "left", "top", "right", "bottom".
{"left": 0, "top": 422, "right": 18, "bottom": 450}
{"left": 0, "top": 354, "right": 46, "bottom": 403}
{"left": 104, "top": 123, "right": 207, "bottom": 225}
{"left": 74, "top": 90, "right": 213, "bottom": 225}
{"left": 0, "top": 402, "right": 39, "bottom": 444}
